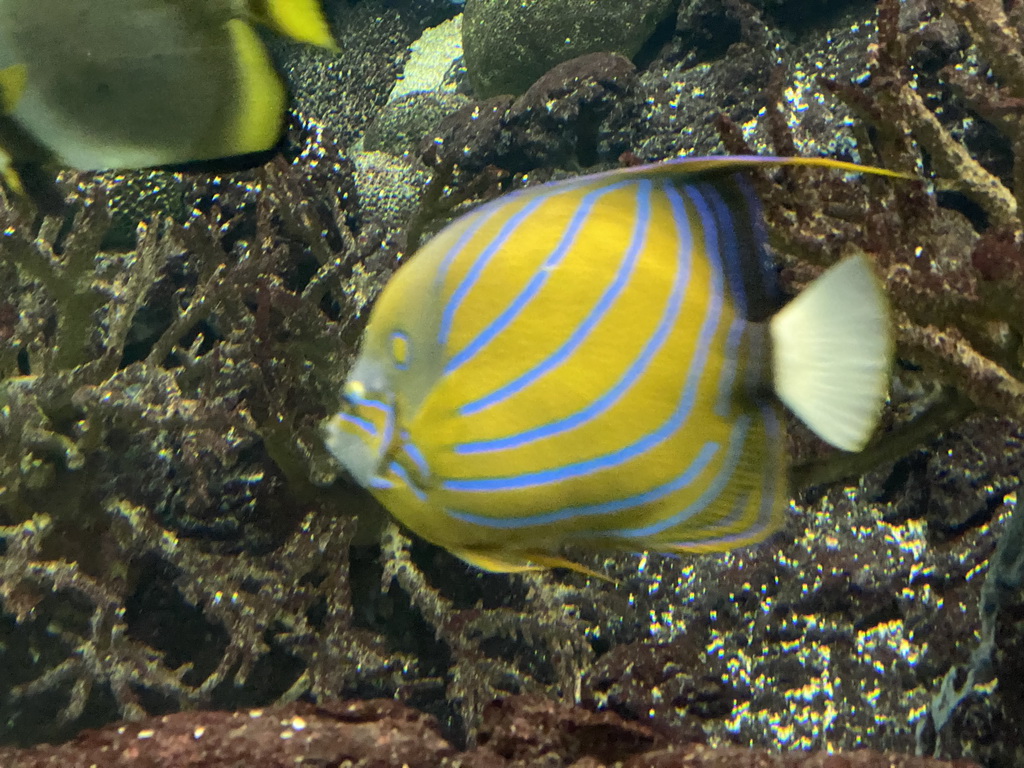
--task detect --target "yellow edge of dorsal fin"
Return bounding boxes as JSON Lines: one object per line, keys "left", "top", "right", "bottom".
{"left": 602, "top": 154, "right": 918, "bottom": 185}
{"left": 725, "top": 155, "right": 916, "bottom": 180}
{"left": 250, "top": 0, "right": 339, "bottom": 50}
{"left": 0, "top": 64, "right": 28, "bottom": 113}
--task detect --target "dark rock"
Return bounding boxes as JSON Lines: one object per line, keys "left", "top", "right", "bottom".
{"left": 0, "top": 697, "right": 980, "bottom": 767}
{"left": 500, "top": 53, "right": 639, "bottom": 169}
{"left": 422, "top": 96, "right": 514, "bottom": 173}
{"left": 581, "top": 639, "right": 723, "bottom": 741}
{"left": 475, "top": 694, "right": 670, "bottom": 765}
{"left": 463, "top": 0, "right": 675, "bottom": 98}
{"left": 423, "top": 53, "right": 639, "bottom": 174}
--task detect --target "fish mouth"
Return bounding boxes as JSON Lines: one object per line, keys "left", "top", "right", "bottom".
{"left": 325, "top": 385, "right": 430, "bottom": 498}
{"left": 321, "top": 383, "right": 392, "bottom": 487}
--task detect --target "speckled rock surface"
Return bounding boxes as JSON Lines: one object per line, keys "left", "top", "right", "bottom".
{"left": 463, "top": 0, "right": 677, "bottom": 97}
{"left": 389, "top": 14, "right": 466, "bottom": 101}
{"left": 276, "top": 0, "right": 426, "bottom": 144}
{"left": 353, "top": 150, "right": 432, "bottom": 234}
{"left": 365, "top": 92, "right": 470, "bottom": 154}
{"left": 582, "top": 428, "right": 1021, "bottom": 758}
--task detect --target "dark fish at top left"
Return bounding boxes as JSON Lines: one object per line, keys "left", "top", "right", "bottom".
{"left": 0, "top": 0, "right": 337, "bottom": 198}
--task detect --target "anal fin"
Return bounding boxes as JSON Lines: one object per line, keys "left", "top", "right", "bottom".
{"left": 453, "top": 547, "right": 614, "bottom": 582}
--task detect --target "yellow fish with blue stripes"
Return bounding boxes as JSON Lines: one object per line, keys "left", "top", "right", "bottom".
{"left": 323, "top": 156, "right": 897, "bottom": 574}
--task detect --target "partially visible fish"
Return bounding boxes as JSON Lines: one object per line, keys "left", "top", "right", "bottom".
{"left": 323, "top": 155, "right": 900, "bottom": 574}
{"left": 0, "top": 0, "right": 336, "bottom": 198}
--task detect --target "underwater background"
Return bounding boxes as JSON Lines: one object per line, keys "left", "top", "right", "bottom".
{"left": 0, "top": 0, "right": 1022, "bottom": 766}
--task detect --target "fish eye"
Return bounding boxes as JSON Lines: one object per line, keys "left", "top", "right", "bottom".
{"left": 341, "top": 380, "right": 366, "bottom": 406}
{"left": 390, "top": 331, "right": 411, "bottom": 370}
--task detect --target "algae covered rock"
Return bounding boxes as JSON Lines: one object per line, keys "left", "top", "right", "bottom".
{"left": 364, "top": 91, "right": 470, "bottom": 154}
{"left": 389, "top": 14, "right": 466, "bottom": 102}
{"left": 463, "top": 0, "right": 676, "bottom": 98}
{"left": 353, "top": 150, "right": 432, "bottom": 233}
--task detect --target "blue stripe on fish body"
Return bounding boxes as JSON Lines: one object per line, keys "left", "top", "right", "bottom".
{"left": 454, "top": 182, "right": 692, "bottom": 452}
{"left": 323, "top": 155, "right": 896, "bottom": 573}
{"left": 456, "top": 179, "right": 655, "bottom": 416}
{"left": 444, "top": 180, "right": 639, "bottom": 377}
{"left": 426, "top": 181, "right": 780, "bottom": 544}
{"left": 432, "top": 181, "right": 701, "bottom": 448}
{"left": 444, "top": 439, "right": 721, "bottom": 530}
{"left": 427, "top": 181, "right": 728, "bottom": 498}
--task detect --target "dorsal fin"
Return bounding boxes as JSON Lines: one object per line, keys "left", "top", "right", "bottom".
{"left": 562, "top": 155, "right": 911, "bottom": 321}
{"left": 678, "top": 172, "right": 781, "bottom": 321}
{"left": 248, "top": 0, "right": 339, "bottom": 50}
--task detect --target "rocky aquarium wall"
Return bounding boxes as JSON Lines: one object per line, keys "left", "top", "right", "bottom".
{"left": 0, "top": 0, "right": 1022, "bottom": 766}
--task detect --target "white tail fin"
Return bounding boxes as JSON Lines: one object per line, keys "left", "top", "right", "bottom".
{"left": 769, "top": 253, "right": 892, "bottom": 452}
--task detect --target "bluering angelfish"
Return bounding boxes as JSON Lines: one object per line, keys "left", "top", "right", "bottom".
{"left": 323, "top": 156, "right": 897, "bottom": 574}
{"left": 0, "top": 0, "right": 336, "bottom": 196}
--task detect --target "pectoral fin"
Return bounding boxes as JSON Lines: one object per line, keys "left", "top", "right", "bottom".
{"left": 0, "top": 65, "right": 28, "bottom": 113}
{"left": 0, "top": 147, "right": 26, "bottom": 197}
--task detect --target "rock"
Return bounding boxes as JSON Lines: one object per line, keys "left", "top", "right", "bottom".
{"left": 0, "top": 700, "right": 456, "bottom": 768}
{"left": 581, "top": 639, "right": 728, "bottom": 742}
{"left": 422, "top": 53, "right": 638, "bottom": 173}
{"left": 390, "top": 15, "right": 467, "bottom": 102}
{"left": 353, "top": 150, "right": 432, "bottom": 233}
{"left": 0, "top": 697, "right": 980, "bottom": 767}
{"left": 499, "top": 52, "right": 638, "bottom": 168}
{"left": 365, "top": 92, "right": 471, "bottom": 155}
{"left": 463, "top": 0, "right": 676, "bottom": 98}
{"left": 475, "top": 694, "right": 670, "bottom": 764}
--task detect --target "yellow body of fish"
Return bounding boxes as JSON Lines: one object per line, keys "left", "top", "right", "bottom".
{"left": 0, "top": 0, "right": 336, "bottom": 194}
{"left": 324, "top": 156, "right": 899, "bottom": 574}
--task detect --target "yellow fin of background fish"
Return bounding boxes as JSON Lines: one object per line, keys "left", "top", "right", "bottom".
{"left": 250, "top": 0, "right": 339, "bottom": 49}
{"left": 770, "top": 253, "right": 893, "bottom": 451}
{"left": 0, "top": 64, "right": 31, "bottom": 199}
{"left": 0, "top": 65, "right": 27, "bottom": 112}
{"left": 225, "top": 18, "right": 290, "bottom": 157}
{"left": 0, "top": 148, "right": 25, "bottom": 197}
